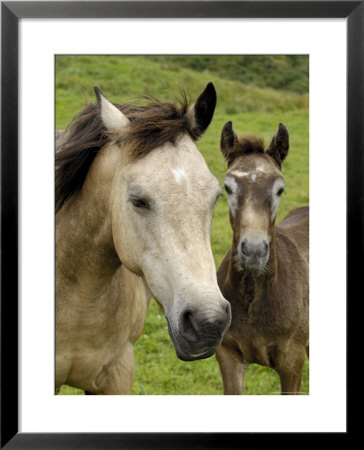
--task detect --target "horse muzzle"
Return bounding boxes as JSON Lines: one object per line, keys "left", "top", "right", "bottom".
{"left": 239, "top": 232, "right": 270, "bottom": 271}
{"left": 166, "top": 300, "right": 231, "bottom": 361}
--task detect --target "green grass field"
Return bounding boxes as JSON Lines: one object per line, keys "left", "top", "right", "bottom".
{"left": 56, "top": 55, "right": 309, "bottom": 395}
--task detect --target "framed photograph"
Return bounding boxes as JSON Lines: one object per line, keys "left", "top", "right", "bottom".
{"left": 1, "top": 1, "right": 358, "bottom": 447}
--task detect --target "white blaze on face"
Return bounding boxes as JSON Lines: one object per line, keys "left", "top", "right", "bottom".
{"left": 224, "top": 176, "right": 240, "bottom": 217}
{"left": 230, "top": 166, "right": 267, "bottom": 180}
{"left": 230, "top": 170, "right": 250, "bottom": 178}
{"left": 172, "top": 167, "right": 186, "bottom": 184}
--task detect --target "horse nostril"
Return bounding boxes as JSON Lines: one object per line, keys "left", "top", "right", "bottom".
{"left": 180, "top": 309, "right": 199, "bottom": 343}
{"left": 241, "top": 238, "right": 269, "bottom": 259}
{"left": 241, "top": 239, "right": 249, "bottom": 256}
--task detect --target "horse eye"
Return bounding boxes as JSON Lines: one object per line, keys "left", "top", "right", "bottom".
{"left": 224, "top": 184, "right": 232, "bottom": 195}
{"left": 130, "top": 197, "right": 150, "bottom": 209}
{"left": 277, "top": 187, "right": 285, "bottom": 197}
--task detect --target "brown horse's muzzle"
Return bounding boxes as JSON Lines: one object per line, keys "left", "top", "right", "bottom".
{"left": 239, "top": 231, "right": 270, "bottom": 271}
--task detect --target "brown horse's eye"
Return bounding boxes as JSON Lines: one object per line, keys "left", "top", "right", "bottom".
{"left": 277, "top": 187, "right": 285, "bottom": 197}
{"left": 130, "top": 196, "right": 150, "bottom": 209}
{"left": 224, "top": 184, "right": 232, "bottom": 195}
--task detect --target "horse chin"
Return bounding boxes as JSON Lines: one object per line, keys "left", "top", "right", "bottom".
{"left": 241, "top": 258, "right": 268, "bottom": 273}
{"left": 166, "top": 319, "right": 217, "bottom": 361}
{"left": 175, "top": 347, "right": 216, "bottom": 362}
{"left": 243, "top": 264, "right": 264, "bottom": 274}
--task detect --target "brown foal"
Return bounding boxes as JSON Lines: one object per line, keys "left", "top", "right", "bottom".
{"left": 216, "top": 121, "right": 309, "bottom": 394}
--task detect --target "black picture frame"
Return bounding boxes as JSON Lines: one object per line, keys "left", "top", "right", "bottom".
{"left": 1, "top": 1, "right": 358, "bottom": 448}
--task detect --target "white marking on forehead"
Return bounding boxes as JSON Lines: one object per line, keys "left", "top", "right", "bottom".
{"left": 251, "top": 173, "right": 257, "bottom": 183}
{"left": 172, "top": 167, "right": 186, "bottom": 184}
{"left": 230, "top": 170, "right": 250, "bottom": 178}
{"left": 230, "top": 166, "right": 268, "bottom": 179}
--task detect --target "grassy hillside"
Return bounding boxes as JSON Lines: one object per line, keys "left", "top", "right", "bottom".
{"left": 56, "top": 55, "right": 309, "bottom": 395}
{"left": 56, "top": 55, "right": 308, "bottom": 129}
{"left": 149, "top": 55, "right": 309, "bottom": 94}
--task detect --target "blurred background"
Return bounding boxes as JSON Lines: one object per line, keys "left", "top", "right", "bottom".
{"left": 56, "top": 55, "right": 309, "bottom": 395}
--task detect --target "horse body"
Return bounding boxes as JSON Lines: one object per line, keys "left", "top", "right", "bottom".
{"left": 56, "top": 84, "right": 231, "bottom": 394}
{"left": 56, "top": 143, "right": 151, "bottom": 393}
{"left": 216, "top": 122, "right": 309, "bottom": 395}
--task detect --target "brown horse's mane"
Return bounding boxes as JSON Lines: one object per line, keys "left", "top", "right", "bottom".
{"left": 56, "top": 94, "right": 192, "bottom": 213}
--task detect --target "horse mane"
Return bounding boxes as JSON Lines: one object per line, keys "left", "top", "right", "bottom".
{"left": 56, "top": 94, "right": 191, "bottom": 213}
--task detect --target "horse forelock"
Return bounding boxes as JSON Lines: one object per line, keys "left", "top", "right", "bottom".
{"left": 115, "top": 94, "right": 192, "bottom": 162}
{"left": 55, "top": 93, "right": 193, "bottom": 213}
{"left": 226, "top": 135, "right": 265, "bottom": 166}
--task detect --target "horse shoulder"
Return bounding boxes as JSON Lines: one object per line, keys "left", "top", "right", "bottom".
{"left": 277, "top": 206, "right": 309, "bottom": 264}
{"left": 56, "top": 265, "right": 151, "bottom": 391}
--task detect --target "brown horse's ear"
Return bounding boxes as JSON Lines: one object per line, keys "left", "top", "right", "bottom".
{"left": 220, "top": 121, "right": 237, "bottom": 164}
{"left": 266, "top": 123, "right": 289, "bottom": 168}
{"left": 94, "top": 86, "right": 129, "bottom": 133}
{"left": 186, "top": 82, "right": 217, "bottom": 139}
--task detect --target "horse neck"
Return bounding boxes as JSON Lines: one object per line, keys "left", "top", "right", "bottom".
{"left": 56, "top": 146, "right": 121, "bottom": 283}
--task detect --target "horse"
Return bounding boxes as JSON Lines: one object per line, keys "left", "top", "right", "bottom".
{"left": 215, "top": 121, "right": 309, "bottom": 395}
{"left": 55, "top": 83, "right": 231, "bottom": 394}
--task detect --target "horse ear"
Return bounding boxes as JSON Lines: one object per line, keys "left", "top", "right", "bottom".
{"left": 94, "top": 86, "right": 129, "bottom": 133}
{"left": 187, "top": 82, "right": 217, "bottom": 139}
{"left": 220, "top": 121, "right": 237, "bottom": 164}
{"left": 266, "top": 123, "right": 289, "bottom": 168}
